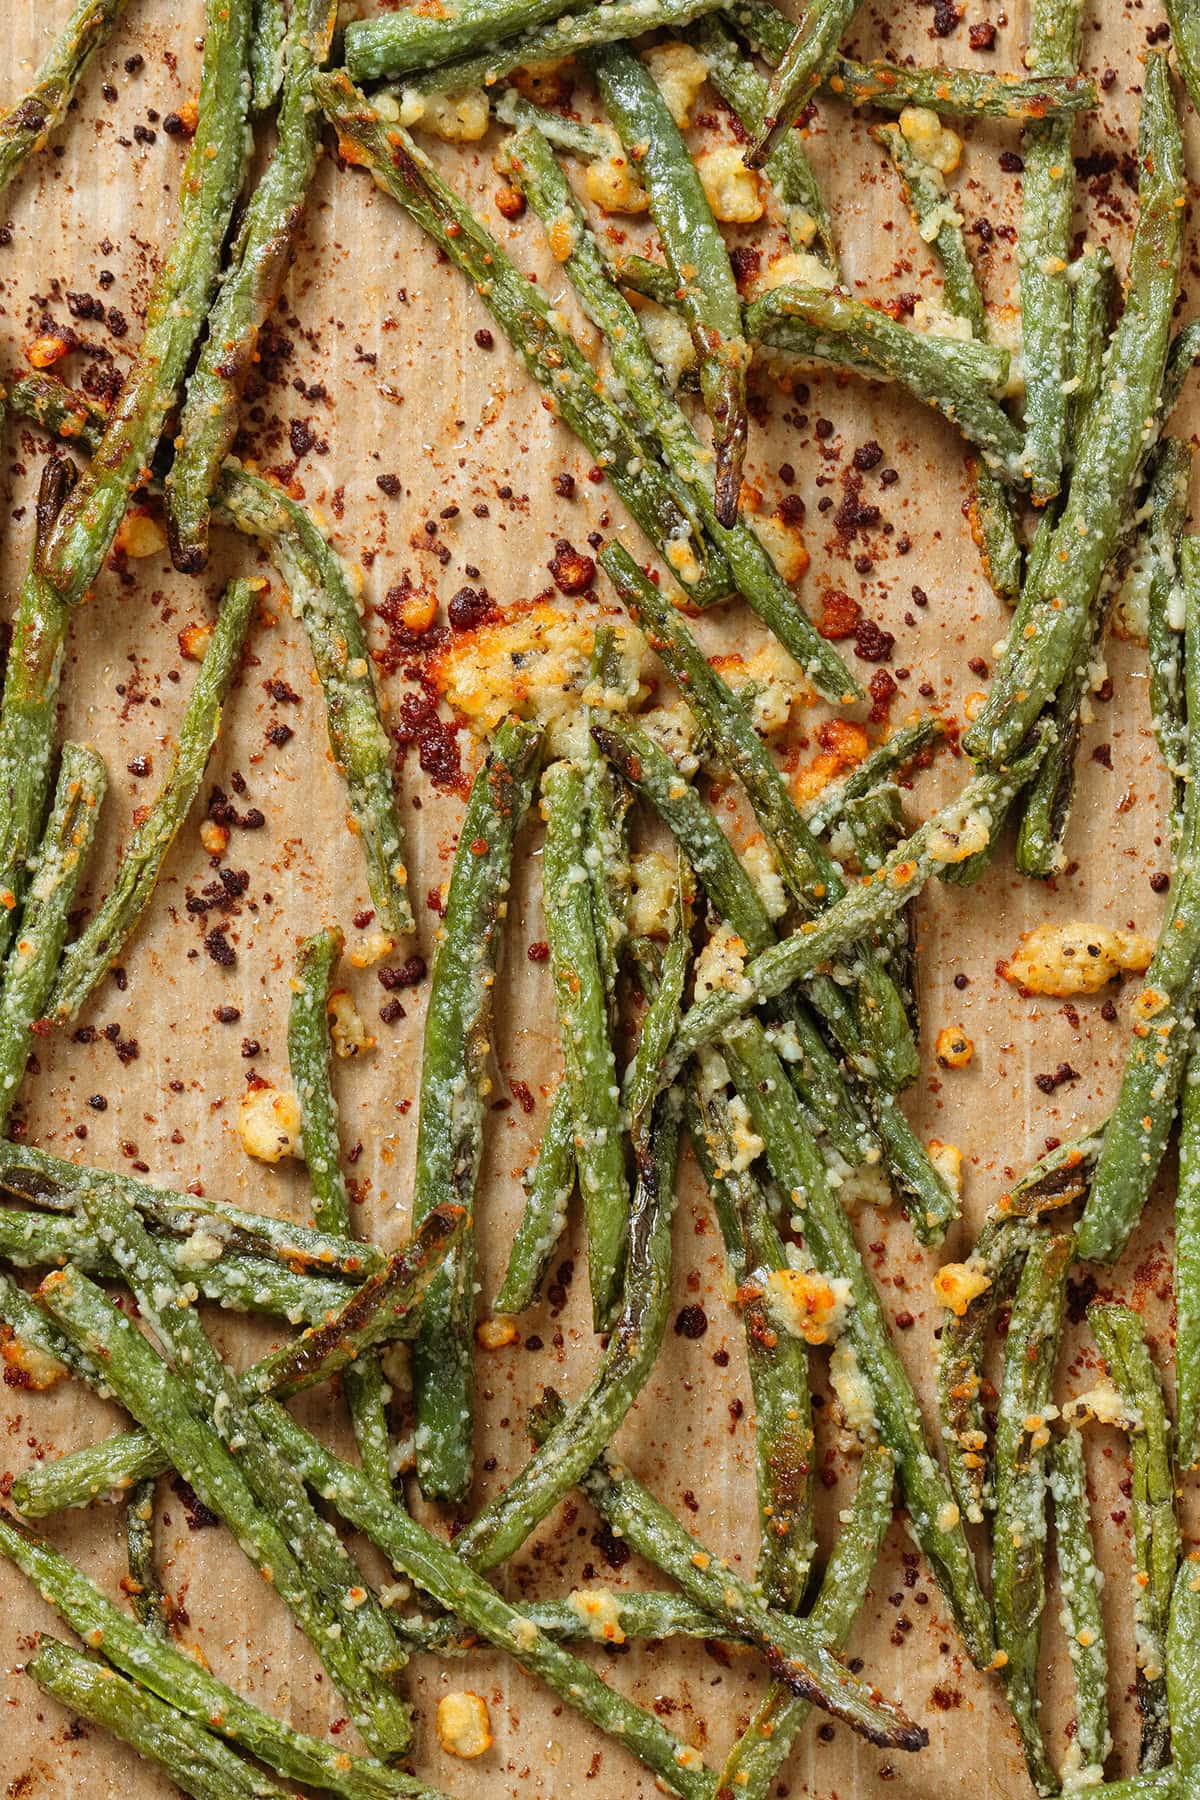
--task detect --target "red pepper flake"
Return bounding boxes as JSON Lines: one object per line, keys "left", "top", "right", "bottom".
{"left": 1035, "top": 1062, "right": 1080, "bottom": 1094}
{"left": 999, "top": 149, "right": 1024, "bottom": 174}
{"left": 674, "top": 1304, "right": 708, "bottom": 1339}
{"left": 1091, "top": 743, "right": 1113, "bottom": 769}
{"left": 510, "top": 1079, "right": 536, "bottom": 1115}
{"left": 528, "top": 941, "right": 550, "bottom": 962}
{"left": 868, "top": 667, "right": 898, "bottom": 722}
{"left": 447, "top": 585, "right": 495, "bottom": 632}
{"left": 968, "top": 20, "right": 996, "bottom": 48}
{"left": 204, "top": 927, "right": 235, "bottom": 967}
{"left": 379, "top": 955, "right": 426, "bottom": 990}
{"left": 547, "top": 539, "right": 596, "bottom": 596}
{"left": 853, "top": 617, "right": 895, "bottom": 663}
{"left": 851, "top": 440, "right": 883, "bottom": 471}
{"left": 729, "top": 244, "right": 761, "bottom": 291}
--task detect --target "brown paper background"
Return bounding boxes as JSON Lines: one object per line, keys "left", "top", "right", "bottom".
{"left": 0, "top": 1, "right": 1195, "bottom": 1794}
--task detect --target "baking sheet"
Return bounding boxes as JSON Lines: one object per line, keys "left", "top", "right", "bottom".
{"left": 0, "top": 1, "right": 1195, "bottom": 1794}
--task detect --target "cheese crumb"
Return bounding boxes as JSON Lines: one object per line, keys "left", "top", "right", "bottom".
{"left": 475, "top": 1316, "right": 520, "bottom": 1351}
{"left": 567, "top": 1587, "right": 626, "bottom": 1643}
{"left": 436, "top": 1691, "right": 493, "bottom": 1759}
{"left": 899, "top": 105, "right": 963, "bottom": 174}
{"left": 328, "top": 990, "right": 375, "bottom": 1060}
{"left": 765, "top": 1267, "right": 852, "bottom": 1345}
{"left": 643, "top": 41, "right": 709, "bottom": 128}
{"left": 585, "top": 132, "right": 649, "bottom": 213}
{"left": 628, "top": 851, "right": 678, "bottom": 939}
{"left": 932, "top": 1259, "right": 990, "bottom": 1317}
{"left": 0, "top": 1325, "right": 67, "bottom": 1391}
{"left": 237, "top": 1082, "right": 303, "bottom": 1164}
{"left": 928, "top": 1140, "right": 964, "bottom": 1201}
{"left": 750, "top": 250, "right": 837, "bottom": 297}
{"left": 1002, "top": 921, "right": 1154, "bottom": 997}
{"left": 397, "top": 88, "right": 490, "bottom": 142}
{"left": 696, "top": 145, "right": 764, "bottom": 223}
{"left": 431, "top": 601, "right": 644, "bottom": 738}
{"left": 935, "top": 1026, "right": 973, "bottom": 1069}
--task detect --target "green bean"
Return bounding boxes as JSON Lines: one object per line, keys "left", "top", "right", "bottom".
{"left": 1081, "top": 1776, "right": 1174, "bottom": 1799}
{"left": 689, "top": 1073, "right": 815, "bottom": 1609}
{"left": 1013, "top": 599, "right": 1107, "bottom": 877}
{"left": 0, "top": 1139, "right": 383, "bottom": 1280}
{"left": 747, "top": 286, "right": 1023, "bottom": 474}
{"left": 0, "top": 743, "right": 105, "bottom": 1129}
{"left": 452, "top": 1087, "right": 681, "bottom": 1572}
{"left": 1076, "top": 545, "right": 1200, "bottom": 1265}
{"left": 1167, "top": 1554, "right": 1200, "bottom": 1793}
{"left": 252, "top": 1400, "right": 725, "bottom": 1800}
{"left": 247, "top": 1206, "right": 466, "bottom": 1400}
{"left": 936, "top": 1218, "right": 1041, "bottom": 1523}
{"left": 992, "top": 1229, "right": 1073, "bottom": 1796}
{"left": 124, "top": 1478, "right": 169, "bottom": 1637}
{"left": 1165, "top": 0, "right": 1200, "bottom": 110}
{"left": 1140, "top": 448, "right": 1194, "bottom": 833}
{"left": 49, "top": 578, "right": 258, "bottom": 1024}
{"left": 0, "top": 1512, "right": 440, "bottom": 1798}
{"left": 249, "top": 0, "right": 287, "bottom": 111}
{"left": 1049, "top": 1430, "right": 1111, "bottom": 1789}
{"left": 541, "top": 757, "right": 628, "bottom": 1327}
{"left": 746, "top": 0, "right": 862, "bottom": 167}
{"left": 964, "top": 53, "right": 1185, "bottom": 766}
{"left": 728, "top": 0, "right": 1097, "bottom": 117}
{"left": 1165, "top": 319, "right": 1200, "bottom": 419}
{"left": 1004, "top": 1127, "right": 1105, "bottom": 1213}
{"left": 287, "top": 925, "right": 392, "bottom": 1485}
{"left": 345, "top": 0, "right": 601, "bottom": 80}
{"left": 219, "top": 478, "right": 415, "bottom": 937}
{"left": 0, "top": 1205, "right": 351, "bottom": 1321}
{"left": 715, "top": 1442, "right": 896, "bottom": 1799}
{"left": 7, "top": 372, "right": 106, "bottom": 453}
{"left": 0, "top": 456, "right": 81, "bottom": 961}
{"left": 0, "top": 0, "right": 130, "bottom": 197}
{"left": 589, "top": 712, "right": 875, "bottom": 1169}
{"left": 1091, "top": 1304, "right": 1180, "bottom": 1771}
{"left": 1017, "top": 0, "right": 1085, "bottom": 502}
{"left": 720, "top": 1017, "right": 994, "bottom": 1665}
{"left": 873, "top": 115, "right": 1021, "bottom": 602}
{"left": 40, "top": 1263, "right": 413, "bottom": 1759}
{"left": 493, "top": 88, "right": 610, "bottom": 159}
{"left": 582, "top": 629, "right": 633, "bottom": 1018}
{"left": 492, "top": 1081, "right": 576, "bottom": 1313}
{"left": 166, "top": 0, "right": 337, "bottom": 569}
{"left": 529, "top": 1397, "right": 926, "bottom": 1750}
{"left": 397, "top": 0, "right": 726, "bottom": 97}
{"left": 1067, "top": 243, "right": 1117, "bottom": 456}
{"left": 610, "top": 251, "right": 684, "bottom": 308}
{"left": 623, "top": 864, "right": 691, "bottom": 1149}
{"left": 27, "top": 1638, "right": 290, "bottom": 1800}
{"left": 1177, "top": 1037, "right": 1200, "bottom": 1470}
{"left": 410, "top": 715, "right": 543, "bottom": 1499}
{"left": 317, "top": 73, "right": 725, "bottom": 611}
{"left": 500, "top": 123, "right": 859, "bottom": 699}
{"left": 38, "top": 0, "right": 252, "bottom": 609}
{"left": 10, "top": 1207, "right": 462, "bottom": 1516}
{"left": 606, "top": 543, "right": 918, "bottom": 1093}
{"left": 389, "top": 1590, "right": 727, "bottom": 1650}
{"left": 591, "top": 43, "right": 748, "bottom": 527}
{"left": 688, "top": 14, "right": 837, "bottom": 267}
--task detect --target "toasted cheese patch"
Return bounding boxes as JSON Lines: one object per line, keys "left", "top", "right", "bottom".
{"left": 628, "top": 851, "right": 678, "bottom": 939}
{"left": 711, "top": 639, "right": 815, "bottom": 739}
{"left": 1063, "top": 1382, "right": 1139, "bottom": 1431}
{"left": 1002, "top": 922, "right": 1153, "bottom": 997}
{"left": 430, "top": 601, "right": 643, "bottom": 738}
{"left": 0, "top": 1325, "right": 67, "bottom": 1391}
{"left": 932, "top": 1259, "right": 990, "bottom": 1317}
{"left": 585, "top": 135, "right": 649, "bottom": 213}
{"left": 237, "top": 1082, "right": 303, "bottom": 1164}
{"left": 696, "top": 145, "right": 763, "bottom": 223}
{"left": 436, "top": 1691, "right": 493, "bottom": 1759}
{"left": 567, "top": 1586, "right": 626, "bottom": 1643}
{"left": 765, "top": 1267, "right": 852, "bottom": 1345}
{"left": 750, "top": 250, "right": 837, "bottom": 296}
{"left": 328, "top": 990, "right": 375, "bottom": 1060}
{"left": 928, "top": 1140, "right": 964, "bottom": 1201}
{"left": 398, "top": 88, "right": 490, "bottom": 142}
{"left": 899, "top": 104, "right": 963, "bottom": 174}
{"left": 643, "top": 41, "right": 709, "bottom": 128}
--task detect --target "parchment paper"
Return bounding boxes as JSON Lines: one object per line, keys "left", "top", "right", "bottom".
{"left": 0, "top": 2, "right": 1194, "bottom": 1794}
